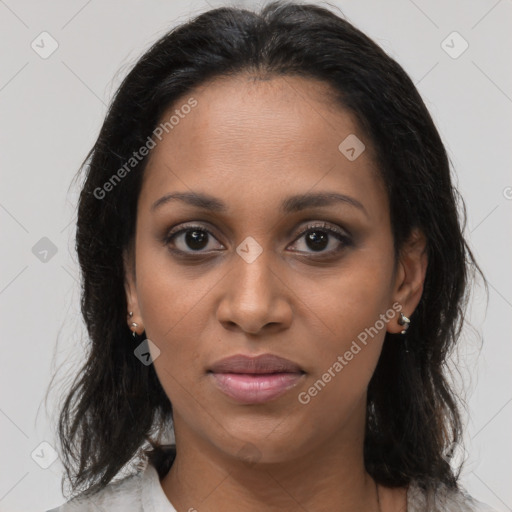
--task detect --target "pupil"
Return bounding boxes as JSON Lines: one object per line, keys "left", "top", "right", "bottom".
{"left": 306, "top": 230, "right": 328, "bottom": 251}
{"left": 186, "top": 230, "right": 208, "bottom": 250}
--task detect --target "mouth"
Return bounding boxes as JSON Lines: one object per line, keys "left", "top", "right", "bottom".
{"left": 207, "top": 353, "right": 306, "bottom": 404}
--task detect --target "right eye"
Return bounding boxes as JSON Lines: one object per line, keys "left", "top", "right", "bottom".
{"left": 163, "top": 224, "right": 225, "bottom": 255}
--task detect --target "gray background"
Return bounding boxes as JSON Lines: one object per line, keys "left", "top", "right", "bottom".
{"left": 0, "top": 0, "right": 510, "bottom": 511}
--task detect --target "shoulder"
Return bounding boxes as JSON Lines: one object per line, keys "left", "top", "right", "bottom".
{"left": 407, "top": 479, "right": 499, "bottom": 512}
{"left": 45, "top": 469, "right": 144, "bottom": 512}
{"left": 46, "top": 447, "right": 178, "bottom": 512}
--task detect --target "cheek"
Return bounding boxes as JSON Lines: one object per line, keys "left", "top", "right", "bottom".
{"left": 301, "top": 247, "right": 395, "bottom": 396}
{"left": 135, "top": 237, "right": 209, "bottom": 334}
{"left": 134, "top": 250, "right": 210, "bottom": 386}
{"left": 311, "top": 250, "right": 394, "bottom": 342}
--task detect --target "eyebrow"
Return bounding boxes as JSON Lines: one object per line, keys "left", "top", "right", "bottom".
{"left": 151, "top": 191, "right": 368, "bottom": 216}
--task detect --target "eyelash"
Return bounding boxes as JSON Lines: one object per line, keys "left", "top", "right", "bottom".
{"left": 163, "top": 221, "right": 352, "bottom": 259}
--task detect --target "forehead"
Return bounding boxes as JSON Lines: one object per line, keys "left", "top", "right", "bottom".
{"left": 140, "top": 73, "right": 384, "bottom": 214}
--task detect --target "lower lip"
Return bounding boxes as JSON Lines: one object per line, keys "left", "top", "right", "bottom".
{"left": 209, "top": 372, "right": 305, "bottom": 404}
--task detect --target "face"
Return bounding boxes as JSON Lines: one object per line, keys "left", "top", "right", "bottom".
{"left": 124, "top": 74, "right": 426, "bottom": 465}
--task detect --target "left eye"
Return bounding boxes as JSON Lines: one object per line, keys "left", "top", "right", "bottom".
{"left": 289, "top": 222, "right": 352, "bottom": 255}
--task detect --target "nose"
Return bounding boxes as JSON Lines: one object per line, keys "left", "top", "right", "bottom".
{"left": 215, "top": 246, "right": 293, "bottom": 335}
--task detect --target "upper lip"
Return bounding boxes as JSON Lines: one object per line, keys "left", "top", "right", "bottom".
{"left": 208, "top": 353, "right": 304, "bottom": 374}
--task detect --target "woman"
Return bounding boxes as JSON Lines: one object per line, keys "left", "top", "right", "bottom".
{"left": 47, "top": 1, "right": 497, "bottom": 511}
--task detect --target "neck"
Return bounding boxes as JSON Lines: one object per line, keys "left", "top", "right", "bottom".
{"left": 160, "top": 409, "right": 384, "bottom": 511}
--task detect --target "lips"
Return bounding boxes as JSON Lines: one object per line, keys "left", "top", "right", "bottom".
{"left": 208, "top": 354, "right": 305, "bottom": 404}
{"left": 209, "top": 353, "right": 303, "bottom": 374}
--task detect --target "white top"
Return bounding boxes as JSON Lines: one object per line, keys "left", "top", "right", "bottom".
{"left": 47, "top": 462, "right": 176, "bottom": 512}
{"left": 47, "top": 459, "right": 498, "bottom": 512}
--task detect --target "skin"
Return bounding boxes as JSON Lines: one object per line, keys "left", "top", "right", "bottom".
{"left": 124, "top": 74, "right": 428, "bottom": 512}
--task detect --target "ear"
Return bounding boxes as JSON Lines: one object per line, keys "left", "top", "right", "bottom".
{"left": 123, "top": 243, "right": 142, "bottom": 332}
{"left": 387, "top": 227, "right": 428, "bottom": 334}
